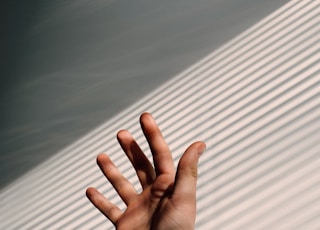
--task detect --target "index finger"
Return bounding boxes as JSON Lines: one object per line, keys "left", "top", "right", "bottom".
{"left": 140, "top": 113, "right": 175, "bottom": 176}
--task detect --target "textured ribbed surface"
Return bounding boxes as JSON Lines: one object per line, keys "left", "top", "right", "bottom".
{"left": 0, "top": 0, "right": 319, "bottom": 229}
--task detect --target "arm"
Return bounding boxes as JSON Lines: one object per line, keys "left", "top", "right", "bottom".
{"left": 86, "top": 112, "right": 206, "bottom": 230}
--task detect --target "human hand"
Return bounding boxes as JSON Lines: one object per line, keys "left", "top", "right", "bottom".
{"left": 86, "top": 113, "right": 206, "bottom": 230}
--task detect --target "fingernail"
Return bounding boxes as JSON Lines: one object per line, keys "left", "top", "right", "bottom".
{"left": 198, "top": 142, "right": 206, "bottom": 155}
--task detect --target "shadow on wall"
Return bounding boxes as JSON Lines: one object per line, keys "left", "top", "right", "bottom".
{"left": 0, "top": 0, "right": 288, "bottom": 189}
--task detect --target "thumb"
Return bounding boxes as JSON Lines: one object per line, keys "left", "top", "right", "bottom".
{"left": 173, "top": 141, "right": 206, "bottom": 200}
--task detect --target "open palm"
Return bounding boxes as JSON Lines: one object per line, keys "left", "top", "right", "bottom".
{"left": 86, "top": 113, "right": 206, "bottom": 230}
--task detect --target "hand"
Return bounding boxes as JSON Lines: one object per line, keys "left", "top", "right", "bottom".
{"left": 86, "top": 113, "right": 206, "bottom": 230}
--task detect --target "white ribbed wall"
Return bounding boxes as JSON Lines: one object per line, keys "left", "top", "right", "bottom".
{"left": 0, "top": 0, "right": 319, "bottom": 229}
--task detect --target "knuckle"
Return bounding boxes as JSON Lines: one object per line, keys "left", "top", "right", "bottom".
{"left": 151, "top": 175, "right": 174, "bottom": 198}
{"left": 190, "top": 167, "right": 198, "bottom": 179}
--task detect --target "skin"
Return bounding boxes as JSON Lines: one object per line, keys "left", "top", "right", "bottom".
{"left": 86, "top": 112, "right": 206, "bottom": 230}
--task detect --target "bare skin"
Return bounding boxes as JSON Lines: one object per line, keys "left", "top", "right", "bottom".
{"left": 86, "top": 113, "right": 206, "bottom": 230}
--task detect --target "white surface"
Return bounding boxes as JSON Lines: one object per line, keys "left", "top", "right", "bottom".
{"left": 0, "top": 0, "right": 319, "bottom": 229}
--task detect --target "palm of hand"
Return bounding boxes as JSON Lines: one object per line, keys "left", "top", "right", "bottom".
{"left": 86, "top": 113, "right": 205, "bottom": 230}
{"left": 115, "top": 176, "right": 188, "bottom": 229}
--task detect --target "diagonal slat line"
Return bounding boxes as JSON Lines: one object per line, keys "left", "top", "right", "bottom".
{"left": 197, "top": 95, "right": 320, "bottom": 208}
{"left": 213, "top": 136, "right": 320, "bottom": 228}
